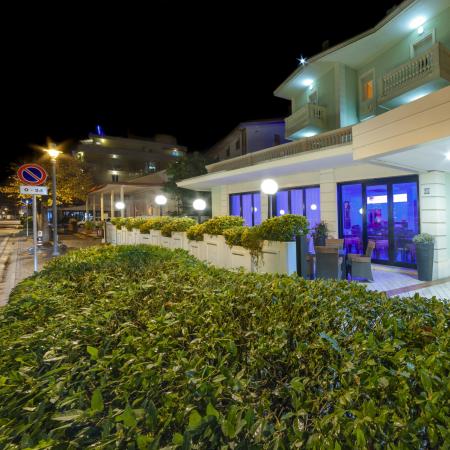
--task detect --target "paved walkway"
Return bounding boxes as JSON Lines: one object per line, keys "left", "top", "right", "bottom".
{"left": 0, "top": 233, "right": 101, "bottom": 306}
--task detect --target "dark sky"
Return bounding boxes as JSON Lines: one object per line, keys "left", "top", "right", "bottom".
{"left": 2, "top": 1, "right": 399, "bottom": 180}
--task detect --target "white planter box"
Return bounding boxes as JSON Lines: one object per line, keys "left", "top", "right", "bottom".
{"left": 132, "top": 229, "right": 140, "bottom": 244}
{"left": 160, "top": 235, "right": 172, "bottom": 248}
{"left": 116, "top": 228, "right": 125, "bottom": 245}
{"left": 106, "top": 223, "right": 116, "bottom": 244}
{"left": 188, "top": 240, "right": 206, "bottom": 261}
{"left": 140, "top": 233, "right": 152, "bottom": 245}
{"left": 229, "top": 245, "right": 252, "bottom": 272}
{"left": 255, "top": 240, "right": 297, "bottom": 275}
{"left": 172, "top": 231, "right": 188, "bottom": 250}
{"left": 150, "top": 230, "right": 161, "bottom": 246}
{"left": 204, "top": 234, "right": 228, "bottom": 268}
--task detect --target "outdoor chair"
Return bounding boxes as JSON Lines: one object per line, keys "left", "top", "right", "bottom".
{"left": 347, "top": 240, "right": 376, "bottom": 281}
{"left": 325, "top": 238, "right": 344, "bottom": 249}
{"left": 315, "top": 246, "right": 342, "bottom": 279}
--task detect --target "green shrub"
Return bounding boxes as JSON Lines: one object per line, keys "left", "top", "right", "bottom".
{"left": 111, "top": 217, "right": 127, "bottom": 230}
{"left": 223, "top": 226, "right": 245, "bottom": 247}
{"left": 259, "top": 214, "right": 309, "bottom": 241}
{"left": 139, "top": 216, "right": 172, "bottom": 234}
{"left": 161, "top": 217, "right": 197, "bottom": 237}
{"left": 186, "top": 223, "right": 206, "bottom": 241}
{"left": 413, "top": 233, "right": 434, "bottom": 244}
{"left": 202, "top": 215, "right": 245, "bottom": 236}
{"left": 84, "top": 220, "right": 95, "bottom": 231}
{"left": 125, "top": 217, "right": 147, "bottom": 231}
{"left": 0, "top": 245, "right": 448, "bottom": 448}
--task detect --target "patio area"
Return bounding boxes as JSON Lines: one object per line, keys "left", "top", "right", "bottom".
{"left": 358, "top": 264, "right": 450, "bottom": 301}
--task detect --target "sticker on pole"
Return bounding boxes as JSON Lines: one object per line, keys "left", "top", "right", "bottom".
{"left": 17, "top": 163, "right": 48, "bottom": 186}
{"left": 20, "top": 185, "right": 48, "bottom": 195}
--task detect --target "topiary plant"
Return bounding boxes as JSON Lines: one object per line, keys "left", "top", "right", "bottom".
{"left": 139, "top": 217, "right": 173, "bottom": 234}
{"left": 258, "top": 214, "right": 309, "bottom": 242}
{"left": 161, "top": 217, "right": 197, "bottom": 237}
{"left": 201, "top": 216, "right": 245, "bottom": 236}
{"left": 413, "top": 233, "right": 434, "bottom": 244}
{"left": 186, "top": 223, "right": 206, "bottom": 241}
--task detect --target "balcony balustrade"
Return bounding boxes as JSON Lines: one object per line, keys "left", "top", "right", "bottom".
{"left": 285, "top": 103, "right": 327, "bottom": 139}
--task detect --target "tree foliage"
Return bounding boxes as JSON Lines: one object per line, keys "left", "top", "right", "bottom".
{"left": 0, "top": 155, "right": 94, "bottom": 206}
{"left": 163, "top": 152, "right": 209, "bottom": 214}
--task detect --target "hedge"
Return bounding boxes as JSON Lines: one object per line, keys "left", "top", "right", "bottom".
{"left": 1, "top": 246, "right": 448, "bottom": 449}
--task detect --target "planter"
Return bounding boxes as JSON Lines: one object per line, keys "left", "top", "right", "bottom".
{"left": 140, "top": 233, "right": 152, "bottom": 245}
{"left": 415, "top": 242, "right": 434, "bottom": 281}
{"left": 150, "top": 230, "right": 161, "bottom": 246}
{"left": 204, "top": 234, "right": 228, "bottom": 268}
{"left": 296, "top": 235, "right": 309, "bottom": 278}
{"left": 106, "top": 223, "right": 116, "bottom": 244}
{"left": 172, "top": 231, "right": 188, "bottom": 250}
{"left": 116, "top": 228, "right": 124, "bottom": 245}
{"left": 255, "top": 240, "right": 297, "bottom": 275}
{"left": 188, "top": 240, "right": 206, "bottom": 261}
{"left": 229, "top": 245, "right": 252, "bottom": 272}
{"left": 313, "top": 236, "right": 326, "bottom": 247}
{"left": 160, "top": 236, "right": 172, "bottom": 248}
{"left": 132, "top": 228, "right": 141, "bottom": 244}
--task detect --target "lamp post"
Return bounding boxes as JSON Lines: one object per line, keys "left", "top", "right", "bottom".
{"left": 260, "top": 179, "right": 278, "bottom": 218}
{"left": 155, "top": 195, "right": 167, "bottom": 216}
{"left": 193, "top": 198, "right": 206, "bottom": 223}
{"left": 45, "top": 145, "right": 62, "bottom": 256}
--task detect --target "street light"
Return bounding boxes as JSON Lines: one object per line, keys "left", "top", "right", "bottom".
{"left": 115, "top": 201, "right": 125, "bottom": 211}
{"left": 155, "top": 195, "right": 167, "bottom": 216}
{"left": 44, "top": 144, "right": 62, "bottom": 256}
{"left": 261, "top": 179, "right": 278, "bottom": 218}
{"left": 193, "top": 198, "right": 206, "bottom": 223}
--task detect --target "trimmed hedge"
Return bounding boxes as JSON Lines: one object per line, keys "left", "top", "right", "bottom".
{"left": 2, "top": 246, "right": 448, "bottom": 449}
{"left": 161, "top": 218, "right": 197, "bottom": 237}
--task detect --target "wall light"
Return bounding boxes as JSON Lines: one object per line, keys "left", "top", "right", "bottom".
{"left": 303, "top": 79, "right": 314, "bottom": 87}
{"left": 445, "top": 152, "right": 450, "bottom": 160}
{"left": 115, "top": 201, "right": 125, "bottom": 210}
{"left": 417, "top": 25, "right": 424, "bottom": 35}
{"left": 409, "top": 16, "right": 425, "bottom": 29}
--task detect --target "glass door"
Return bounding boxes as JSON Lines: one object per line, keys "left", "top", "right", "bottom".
{"left": 366, "top": 184, "right": 389, "bottom": 261}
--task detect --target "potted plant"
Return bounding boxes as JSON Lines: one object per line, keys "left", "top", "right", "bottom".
{"left": 413, "top": 233, "right": 434, "bottom": 281}
{"left": 313, "top": 221, "right": 328, "bottom": 247}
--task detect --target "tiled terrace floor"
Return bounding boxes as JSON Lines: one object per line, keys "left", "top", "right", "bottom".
{"left": 358, "top": 264, "right": 450, "bottom": 301}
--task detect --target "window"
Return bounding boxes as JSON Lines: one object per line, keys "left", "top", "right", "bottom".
{"left": 360, "top": 70, "right": 375, "bottom": 102}
{"left": 308, "top": 89, "right": 318, "bottom": 105}
{"left": 229, "top": 192, "right": 261, "bottom": 226}
{"left": 411, "top": 31, "right": 434, "bottom": 58}
{"left": 112, "top": 173, "right": 119, "bottom": 182}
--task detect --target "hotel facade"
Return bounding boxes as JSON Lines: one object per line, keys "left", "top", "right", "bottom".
{"left": 179, "top": 0, "right": 450, "bottom": 279}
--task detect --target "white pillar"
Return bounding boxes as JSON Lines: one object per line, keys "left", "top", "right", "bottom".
{"left": 110, "top": 191, "right": 115, "bottom": 218}
{"left": 419, "top": 171, "right": 449, "bottom": 279}
{"left": 85, "top": 196, "right": 89, "bottom": 220}
{"left": 319, "top": 169, "right": 338, "bottom": 237}
{"left": 100, "top": 193, "right": 104, "bottom": 221}
{"left": 120, "top": 186, "right": 125, "bottom": 218}
{"left": 92, "top": 195, "right": 96, "bottom": 221}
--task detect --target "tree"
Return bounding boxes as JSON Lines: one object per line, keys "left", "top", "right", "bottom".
{"left": 163, "top": 152, "right": 209, "bottom": 215}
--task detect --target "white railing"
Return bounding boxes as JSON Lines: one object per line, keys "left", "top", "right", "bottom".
{"left": 207, "top": 126, "right": 352, "bottom": 173}
{"left": 285, "top": 104, "right": 327, "bottom": 137}
{"left": 380, "top": 42, "right": 445, "bottom": 100}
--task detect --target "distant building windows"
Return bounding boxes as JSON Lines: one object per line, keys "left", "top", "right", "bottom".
{"left": 112, "top": 173, "right": 119, "bottom": 183}
{"left": 274, "top": 134, "right": 281, "bottom": 145}
{"left": 146, "top": 162, "right": 156, "bottom": 173}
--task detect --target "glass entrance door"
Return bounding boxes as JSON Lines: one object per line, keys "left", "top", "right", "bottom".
{"left": 366, "top": 184, "right": 389, "bottom": 261}
{"left": 339, "top": 177, "right": 419, "bottom": 267}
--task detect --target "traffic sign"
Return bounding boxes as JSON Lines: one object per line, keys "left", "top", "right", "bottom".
{"left": 17, "top": 163, "right": 48, "bottom": 186}
{"left": 20, "top": 185, "right": 48, "bottom": 195}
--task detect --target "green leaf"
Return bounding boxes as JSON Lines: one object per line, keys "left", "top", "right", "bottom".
{"left": 87, "top": 346, "right": 99, "bottom": 360}
{"left": 206, "top": 403, "right": 220, "bottom": 418}
{"left": 356, "top": 428, "right": 366, "bottom": 448}
{"left": 91, "top": 389, "right": 104, "bottom": 412}
{"left": 52, "top": 409, "right": 84, "bottom": 422}
{"left": 319, "top": 332, "right": 340, "bottom": 352}
{"left": 188, "top": 409, "right": 202, "bottom": 430}
{"left": 172, "top": 433, "right": 184, "bottom": 445}
{"left": 116, "top": 406, "right": 137, "bottom": 427}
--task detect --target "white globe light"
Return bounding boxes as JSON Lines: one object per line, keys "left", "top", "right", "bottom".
{"left": 193, "top": 199, "right": 206, "bottom": 211}
{"left": 310, "top": 203, "right": 317, "bottom": 211}
{"left": 155, "top": 195, "right": 167, "bottom": 205}
{"left": 115, "top": 201, "right": 125, "bottom": 210}
{"left": 261, "top": 179, "right": 278, "bottom": 195}
{"left": 279, "top": 209, "right": 285, "bottom": 215}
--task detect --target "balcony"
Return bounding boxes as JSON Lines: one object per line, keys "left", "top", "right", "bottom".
{"left": 207, "top": 126, "right": 352, "bottom": 173}
{"left": 378, "top": 42, "right": 450, "bottom": 109}
{"left": 285, "top": 103, "right": 327, "bottom": 140}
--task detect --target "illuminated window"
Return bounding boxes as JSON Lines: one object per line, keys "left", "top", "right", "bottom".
{"left": 363, "top": 80, "right": 374, "bottom": 101}
{"left": 360, "top": 70, "right": 375, "bottom": 102}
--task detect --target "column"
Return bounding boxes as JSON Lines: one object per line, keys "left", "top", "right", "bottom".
{"left": 85, "top": 196, "right": 89, "bottom": 220}
{"left": 110, "top": 191, "right": 115, "bottom": 218}
{"left": 120, "top": 186, "right": 125, "bottom": 218}
{"left": 92, "top": 195, "right": 96, "bottom": 221}
{"left": 419, "top": 171, "right": 449, "bottom": 279}
{"left": 100, "top": 193, "right": 104, "bottom": 221}
{"left": 319, "top": 169, "right": 338, "bottom": 237}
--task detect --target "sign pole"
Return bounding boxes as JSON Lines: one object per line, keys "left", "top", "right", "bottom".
{"left": 26, "top": 203, "right": 29, "bottom": 237}
{"left": 32, "top": 196, "right": 38, "bottom": 273}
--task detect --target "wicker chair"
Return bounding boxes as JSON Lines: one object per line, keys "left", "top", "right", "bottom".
{"left": 315, "top": 246, "right": 342, "bottom": 279}
{"left": 347, "top": 240, "right": 376, "bottom": 281}
{"left": 325, "top": 238, "right": 344, "bottom": 249}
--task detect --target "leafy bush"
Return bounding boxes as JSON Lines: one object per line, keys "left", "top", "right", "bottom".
{"left": 111, "top": 217, "right": 127, "bottom": 230}
{"left": 161, "top": 217, "right": 197, "bottom": 237}
{"left": 84, "top": 220, "right": 96, "bottom": 231}
{"left": 0, "top": 245, "right": 448, "bottom": 448}
{"left": 223, "top": 226, "right": 246, "bottom": 247}
{"left": 139, "top": 216, "right": 172, "bottom": 234}
{"left": 186, "top": 223, "right": 206, "bottom": 241}
{"left": 202, "top": 215, "right": 245, "bottom": 236}
{"left": 124, "top": 217, "right": 147, "bottom": 231}
{"left": 259, "top": 214, "right": 309, "bottom": 241}
{"left": 313, "top": 220, "right": 328, "bottom": 244}
{"left": 413, "top": 233, "right": 435, "bottom": 244}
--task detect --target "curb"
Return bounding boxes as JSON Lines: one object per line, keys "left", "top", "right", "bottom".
{"left": 0, "top": 237, "right": 11, "bottom": 282}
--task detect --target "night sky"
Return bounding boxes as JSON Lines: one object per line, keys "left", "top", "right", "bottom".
{"left": 3, "top": 1, "right": 399, "bottom": 181}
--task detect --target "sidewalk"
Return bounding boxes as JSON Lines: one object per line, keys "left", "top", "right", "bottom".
{"left": 0, "top": 233, "right": 102, "bottom": 307}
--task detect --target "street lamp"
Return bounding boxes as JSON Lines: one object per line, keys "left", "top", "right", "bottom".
{"left": 155, "top": 195, "right": 167, "bottom": 216}
{"left": 115, "top": 201, "right": 125, "bottom": 211}
{"left": 193, "top": 198, "right": 206, "bottom": 223}
{"left": 261, "top": 179, "right": 278, "bottom": 218}
{"left": 44, "top": 144, "right": 62, "bottom": 256}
